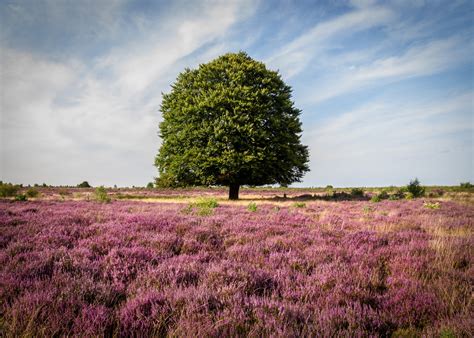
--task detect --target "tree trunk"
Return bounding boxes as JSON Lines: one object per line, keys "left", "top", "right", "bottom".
{"left": 229, "top": 183, "right": 240, "bottom": 200}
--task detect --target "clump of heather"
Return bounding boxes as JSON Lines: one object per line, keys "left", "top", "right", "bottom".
{"left": 0, "top": 198, "right": 472, "bottom": 336}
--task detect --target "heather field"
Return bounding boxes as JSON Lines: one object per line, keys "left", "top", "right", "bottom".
{"left": 0, "top": 189, "right": 473, "bottom": 336}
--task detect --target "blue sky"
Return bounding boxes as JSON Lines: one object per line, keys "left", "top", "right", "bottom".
{"left": 1, "top": 0, "right": 472, "bottom": 187}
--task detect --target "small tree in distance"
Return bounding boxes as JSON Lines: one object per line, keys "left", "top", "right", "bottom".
{"left": 406, "top": 178, "right": 425, "bottom": 198}
{"left": 155, "top": 52, "right": 309, "bottom": 199}
{"left": 77, "top": 181, "right": 91, "bottom": 188}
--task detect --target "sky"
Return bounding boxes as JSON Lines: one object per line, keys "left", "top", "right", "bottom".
{"left": 1, "top": 0, "right": 473, "bottom": 187}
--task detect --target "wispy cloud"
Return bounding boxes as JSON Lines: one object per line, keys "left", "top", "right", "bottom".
{"left": 1, "top": 0, "right": 472, "bottom": 187}
{"left": 302, "top": 91, "right": 473, "bottom": 186}
{"left": 267, "top": 5, "right": 394, "bottom": 78}
{"left": 1, "top": 0, "right": 259, "bottom": 186}
{"left": 304, "top": 35, "right": 472, "bottom": 103}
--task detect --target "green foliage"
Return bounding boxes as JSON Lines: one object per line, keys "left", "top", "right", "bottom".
{"left": 370, "top": 195, "right": 381, "bottom": 203}
{"left": 94, "top": 186, "right": 111, "bottom": 203}
{"left": 406, "top": 178, "right": 425, "bottom": 198}
{"left": 393, "top": 188, "right": 406, "bottom": 199}
{"left": 155, "top": 52, "right": 309, "bottom": 199}
{"left": 378, "top": 190, "right": 389, "bottom": 200}
{"left": 184, "top": 197, "right": 219, "bottom": 216}
{"left": 293, "top": 202, "right": 306, "bottom": 208}
{"left": 460, "top": 182, "right": 473, "bottom": 189}
{"left": 15, "top": 194, "right": 27, "bottom": 201}
{"left": 325, "top": 185, "right": 333, "bottom": 189}
{"left": 146, "top": 182, "right": 154, "bottom": 189}
{"left": 0, "top": 183, "right": 19, "bottom": 197}
{"left": 195, "top": 197, "right": 219, "bottom": 209}
{"left": 77, "top": 181, "right": 91, "bottom": 188}
{"left": 247, "top": 202, "right": 258, "bottom": 212}
{"left": 350, "top": 188, "right": 364, "bottom": 197}
{"left": 424, "top": 202, "right": 440, "bottom": 210}
{"left": 26, "top": 188, "right": 39, "bottom": 198}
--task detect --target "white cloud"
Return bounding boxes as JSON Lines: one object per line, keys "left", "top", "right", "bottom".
{"left": 304, "top": 36, "right": 471, "bottom": 104}
{"left": 1, "top": 0, "right": 259, "bottom": 185}
{"left": 267, "top": 6, "right": 394, "bottom": 78}
{"left": 301, "top": 91, "right": 473, "bottom": 186}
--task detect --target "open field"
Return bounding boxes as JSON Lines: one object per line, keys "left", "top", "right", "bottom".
{"left": 0, "top": 188, "right": 473, "bottom": 336}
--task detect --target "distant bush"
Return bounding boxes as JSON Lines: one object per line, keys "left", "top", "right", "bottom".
{"left": 0, "top": 183, "right": 19, "bottom": 197}
{"left": 378, "top": 190, "right": 389, "bottom": 200}
{"left": 77, "top": 181, "right": 91, "bottom": 188}
{"left": 293, "top": 202, "right": 306, "bottom": 208}
{"left": 94, "top": 186, "right": 111, "bottom": 203}
{"left": 350, "top": 188, "right": 364, "bottom": 197}
{"left": 406, "top": 178, "right": 425, "bottom": 198}
{"left": 325, "top": 185, "right": 333, "bottom": 189}
{"left": 247, "top": 202, "right": 258, "bottom": 212}
{"left": 391, "top": 188, "right": 406, "bottom": 200}
{"left": 460, "top": 182, "right": 473, "bottom": 189}
{"left": 371, "top": 195, "right": 381, "bottom": 203}
{"left": 15, "top": 194, "right": 27, "bottom": 201}
{"left": 146, "top": 182, "right": 154, "bottom": 189}
{"left": 26, "top": 188, "right": 40, "bottom": 198}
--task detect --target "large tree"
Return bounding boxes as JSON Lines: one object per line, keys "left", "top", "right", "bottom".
{"left": 155, "top": 52, "right": 309, "bottom": 199}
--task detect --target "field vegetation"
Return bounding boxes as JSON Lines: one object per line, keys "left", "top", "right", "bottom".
{"left": 0, "top": 184, "right": 472, "bottom": 336}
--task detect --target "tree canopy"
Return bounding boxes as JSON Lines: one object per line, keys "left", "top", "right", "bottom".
{"left": 155, "top": 52, "right": 309, "bottom": 199}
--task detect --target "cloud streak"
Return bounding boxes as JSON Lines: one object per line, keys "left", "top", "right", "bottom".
{"left": 1, "top": 0, "right": 259, "bottom": 186}
{"left": 1, "top": 0, "right": 472, "bottom": 187}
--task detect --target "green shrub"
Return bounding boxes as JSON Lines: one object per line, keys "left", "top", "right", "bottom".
{"left": 350, "top": 188, "right": 364, "bottom": 197}
{"left": 371, "top": 195, "right": 381, "bottom": 203}
{"left": 406, "top": 178, "right": 425, "bottom": 198}
{"left": 293, "top": 202, "right": 306, "bottom": 208}
{"left": 194, "top": 197, "right": 218, "bottom": 209}
{"left": 26, "top": 188, "right": 40, "bottom": 198}
{"left": 0, "top": 183, "right": 19, "bottom": 197}
{"left": 77, "top": 181, "right": 91, "bottom": 188}
{"left": 405, "top": 192, "right": 414, "bottom": 200}
{"left": 392, "top": 188, "right": 406, "bottom": 199}
{"left": 94, "top": 186, "right": 111, "bottom": 203}
{"left": 378, "top": 190, "right": 389, "bottom": 200}
{"left": 325, "top": 185, "right": 333, "bottom": 189}
{"left": 146, "top": 182, "right": 154, "bottom": 189}
{"left": 424, "top": 202, "right": 440, "bottom": 209}
{"left": 185, "top": 197, "right": 219, "bottom": 216}
{"left": 460, "top": 182, "right": 473, "bottom": 189}
{"left": 247, "top": 202, "right": 258, "bottom": 212}
{"left": 15, "top": 194, "right": 27, "bottom": 201}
